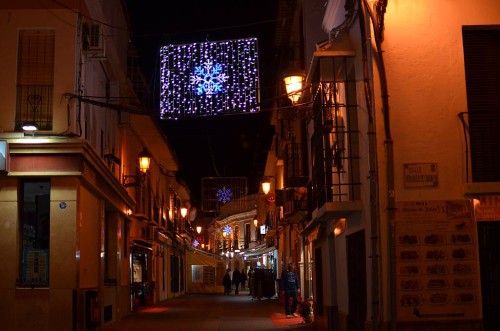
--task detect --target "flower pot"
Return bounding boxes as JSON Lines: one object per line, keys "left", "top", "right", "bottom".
{"left": 303, "top": 315, "right": 313, "bottom": 323}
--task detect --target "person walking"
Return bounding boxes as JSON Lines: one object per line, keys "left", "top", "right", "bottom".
{"left": 240, "top": 268, "right": 248, "bottom": 290}
{"left": 280, "top": 262, "right": 300, "bottom": 318}
{"left": 248, "top": 266, "right": 255, "bottom": 295}
{"left": 223, "top": 269, "right": 232, "bottom": 295}
{"left": 232, "top": 268, "right": 241, "bottom": 294}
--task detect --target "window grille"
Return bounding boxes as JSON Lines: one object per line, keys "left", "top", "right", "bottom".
{"left": 15, "top": 30, "right": 54, "bottom": 131}
{"left": 463, "top": 27, "right": 500, "bottom": 182}
{"left": 310, "top": 56, "right": 361, "bottom": 207}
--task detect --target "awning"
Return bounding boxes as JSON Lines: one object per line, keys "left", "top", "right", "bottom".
{"left": 131, "top": 240, "right": 153, "bottom": 251}
{"left": 243, "top": 245, "right": 276, "bottom": 258}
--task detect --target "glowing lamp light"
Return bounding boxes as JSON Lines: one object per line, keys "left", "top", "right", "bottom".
{"left": 21, "top": 122, "right": 39, "bottom": 131}
{"left": 253, "top": 218, "right": 258, "bottom": 227}
{"left": 261, "top": 177, "right": 274, "bottom": 195}
{"left": 138, "top": 148, "right": 152, "bottom": 173}
{"left": 196, "top": 226, "right": 202, "bottom": 234}
{"left": 334, "top": 218, "right": 346, "bottom": 236}
{"left": 262, "top": 181, "right": 271, "bottom": 195}
{"left": 180, "top": 207, "right": 188, "bottom": 218}
{"left": 283, "top": 74, "right": 304, "bottom": 104}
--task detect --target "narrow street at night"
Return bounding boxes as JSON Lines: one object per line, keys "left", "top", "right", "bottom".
{"left": 101, "top": 290, "right": 313, "bottom": 331}
{"left": 2, "top": 1, "right": 500, "bottom": 331}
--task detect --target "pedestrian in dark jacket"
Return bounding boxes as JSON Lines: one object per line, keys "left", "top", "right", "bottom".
{"left": 223, "top": 269, "right": 232, "bottom": 295}
{"left": 280, "top": 262, "right": 300, "bottom": 318}
{"left": 240, "top": 268, "right": 248, "bottom": 290}
{"left": 232, "top": 268, "right": 241, "bottom": 294}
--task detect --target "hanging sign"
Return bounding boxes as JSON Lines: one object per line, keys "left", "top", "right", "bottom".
{"left": 266, "top": 192, "right": 276, "bottom": 205}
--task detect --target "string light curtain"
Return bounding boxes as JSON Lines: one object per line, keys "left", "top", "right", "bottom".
{"left": 159, "top": 38, "right": 260, "bottom": 120}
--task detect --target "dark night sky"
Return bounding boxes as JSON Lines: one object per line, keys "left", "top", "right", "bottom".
{"left": 125, "top": 1, "right": 279, "bottom": 208}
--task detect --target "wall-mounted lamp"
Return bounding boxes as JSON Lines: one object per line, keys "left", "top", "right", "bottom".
{"left": 180, "top": 207, "right": 188, "bottom": 218}
{"left": 21, "top": 122, "right": 39, "bottom": 131}
{"left": 261, "top": 176, "right": 275, "bottom": 195}
{"left": 123, "top": 147, "right": 152, "bottom": 187}
{"left": 138, "top": 147, "right": 152, "bottom": 173}
{"left": 253, "top": 218, "right": 258, "bottom": 227}
{"left": 196, "top": 226, "right": 202, "bottom": 234}
{"left": 283, "top": 71, "right": 304, "bottom": 104}
{"left": 334, "top": 218, "right": 346, "bottom": 236}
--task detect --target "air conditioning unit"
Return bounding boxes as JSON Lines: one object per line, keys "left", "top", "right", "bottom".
{"left": 82, "top": 21, "right": 106, "bottom": 59}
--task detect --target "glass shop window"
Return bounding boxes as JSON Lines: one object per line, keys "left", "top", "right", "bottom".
{"left": 19, "top": 178, "right": 51, "bottom": 287}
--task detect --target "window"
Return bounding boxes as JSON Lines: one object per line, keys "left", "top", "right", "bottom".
{"left": 19, "top": 179, "right": 51, "bottom": 287}
{"left": 15, "top": 30, "right": 55, "bottom": 131}
{"left": 311, "top": 56, "right": 361, "bottom": 207}
{"left": 82, "top": 21, "right": 103, "bottom": 52}
{"left": 191, "top": 265, "right": 204, "bottom": 282}
{"left": 463, "top": 27, "right": 500, "bottom": 182}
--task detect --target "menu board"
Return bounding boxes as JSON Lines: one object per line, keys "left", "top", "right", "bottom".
{"left": 203, "top": 266, "right": 216, "bottom": 285}
{"left": 395, "top": 200, "right": 481, "bottom": 322}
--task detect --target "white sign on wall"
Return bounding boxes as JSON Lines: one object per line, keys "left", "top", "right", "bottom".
{"left": 404, "top": 163, "right": 438, "bottom": 188}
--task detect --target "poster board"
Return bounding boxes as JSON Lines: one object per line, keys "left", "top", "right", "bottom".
{"left": 395, "top": 200, "right": 481, "bottom": 322}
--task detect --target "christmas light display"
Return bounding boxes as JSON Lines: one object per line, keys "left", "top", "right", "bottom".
{"left": 159, "top": 38, "right": 260, "bottom": 119}
{"left": 216, "top": 186, "right": 232, "bottom": 204}
{"left": 201, "top": 177, "right": 247, "bottom": 213}
{"left": 223, "top": 225, "right": 232, "bottom": 236}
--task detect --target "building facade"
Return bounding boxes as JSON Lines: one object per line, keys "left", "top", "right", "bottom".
{"left": 265, "top": 1, "right": 500, "bottom": 331}
{"left": 0, "top": 1, "right": 191, "bottom": 330}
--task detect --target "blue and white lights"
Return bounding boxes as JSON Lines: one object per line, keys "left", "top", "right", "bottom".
{"left": 190, "top": 60, "right": 228, "bottom": 96}
{"left": 216, "top": 186, "right": 232, "bottom": 204}
{"left": 160, "top": 38, "right": 260, "bottom": 119}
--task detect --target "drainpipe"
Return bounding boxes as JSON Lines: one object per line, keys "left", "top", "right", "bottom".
{"left": 362, "top": 1, "right": 394, "bottom": 330}
{"left": 358, "top": 1, "right": 381, "bottom": 331}
{"left": 328, "top": 1, "right": 384, "bottom": 330}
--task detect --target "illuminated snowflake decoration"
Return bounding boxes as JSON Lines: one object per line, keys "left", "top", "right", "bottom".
{"left": 192, "top": 239, "right": 200, "bottom": 248}
{"left": 223, "top": 225, "right": 232, "bottom": 236}
{"left": 190, "top": 60, "right": 228, "bottom": 96}
{"left": 216, "top": 186, "right": 232, "bottom": 204}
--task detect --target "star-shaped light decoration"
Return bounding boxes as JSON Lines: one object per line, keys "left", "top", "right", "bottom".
{"left": 223, "top": 225, "right": 232, "bottom": 236}
{"left": 192, "top": 239, "right": 200, "bottom": 248}
{"left": 216, "top": 186, "right": 232, "bottom": 204}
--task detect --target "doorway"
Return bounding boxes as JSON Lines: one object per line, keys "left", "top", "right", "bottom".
{"left": 347, "top": 230, "right": 367, "bottom": 331}
{"left": 478, "top": 221, "right": 500, "bottom": 331}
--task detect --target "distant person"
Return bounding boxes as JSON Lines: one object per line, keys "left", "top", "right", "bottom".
{"left": 280, "top": 262, "right": 300, "bottom": 318}
{"left": 232, "top": 268, "right": 241, "bottom": 294}
{"left": 248, "top": 266, "right": 255, "bottom": 295}
{"left": 223, "top": 269, "right": 232, "bottom": 295}
{"left": 240, "top": 268, "right": 248, "bottom": 290}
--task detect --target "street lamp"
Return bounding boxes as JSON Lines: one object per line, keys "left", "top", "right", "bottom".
{"left": 138, "top": 147, "right": 152, "bottom": 173}
{"left": 123, "top": 147, "right": 153, "bottom": 187}
{"left": 283, "top": 71, "right": 304, "bottom": 104}
{"left": 261, "top": 176, "right": 276, "bottom": 195}
{"left": 196, "top": 226, "right": 202, "bottom": 234}
{"left": 180, "top": 207, "right": 188, "bottom": 219}
{"left": 21, "top": 122, "right": 39, "bottom": 131}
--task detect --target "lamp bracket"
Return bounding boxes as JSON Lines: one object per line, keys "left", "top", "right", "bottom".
{"left": 123, "top": 174, "right": 143, "bottom": 187}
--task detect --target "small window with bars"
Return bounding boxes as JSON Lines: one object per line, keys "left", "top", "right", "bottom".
{"left": 82, "top": 21, "right": 103, "bottom": 52}
{"left": 15, "top": 30, "right": 54, "bottom": 131}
